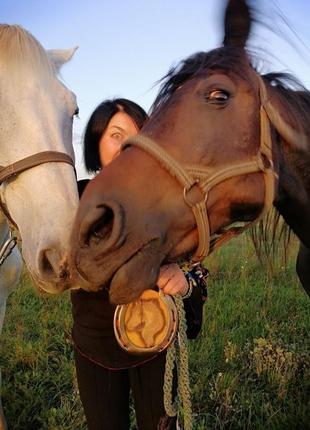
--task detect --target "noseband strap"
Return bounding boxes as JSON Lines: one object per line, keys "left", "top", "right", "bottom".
{"left": 125, "top": 76, "right": 276, "bottom": 261}
{"left": 0, "top": 151, "right": 75, "bottom": 226}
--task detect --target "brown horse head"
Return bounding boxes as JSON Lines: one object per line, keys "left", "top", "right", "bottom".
{"left": 69, "top": 0, "right": 310, "bottom": 303}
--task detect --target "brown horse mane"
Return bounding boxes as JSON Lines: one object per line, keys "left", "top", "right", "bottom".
{"left": 250, "top": 75, "right": 310, "bottom": 270}
{"left": 150, "top": 47, "right": 253, "bottom": 113}
{"left": 150, "top": 48, "right": 310, "bottom": 269}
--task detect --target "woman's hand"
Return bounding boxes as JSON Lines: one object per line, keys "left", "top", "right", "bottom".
{"left": 157, "top": 263, "right": 189, "bottom": 296}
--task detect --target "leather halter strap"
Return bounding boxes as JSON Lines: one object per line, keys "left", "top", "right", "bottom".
{"left": 125, "top": 75, "right": 276, "bottom": 261}
{"left": 0, "top": 151, "right": 75, "bottom": 227}
{"left": 0, "top": 151, "right": 74, "bottom": 184}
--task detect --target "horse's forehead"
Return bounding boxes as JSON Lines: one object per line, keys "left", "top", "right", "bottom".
{"left": 165, "top": 69, "right": 259, "bottom": 119}
{"left": 0, "top": 63, "right": 75, "bottom": 110}
{"left": 190, "top": 67, "right": 258, "bottom": 91}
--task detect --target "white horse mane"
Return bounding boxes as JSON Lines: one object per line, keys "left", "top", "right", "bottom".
{"left": 0, "top": 24, "right": 55, "bottom": 77}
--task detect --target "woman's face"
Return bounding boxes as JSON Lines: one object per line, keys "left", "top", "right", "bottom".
{"left": 99, "top": 111, "right": 138, "bottom": 167}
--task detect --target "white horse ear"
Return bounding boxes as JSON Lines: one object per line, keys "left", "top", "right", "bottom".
{"left": 47, "top": 47, "right": 78, "bottom": 72}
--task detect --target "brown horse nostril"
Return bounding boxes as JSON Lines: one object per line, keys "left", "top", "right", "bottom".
{"left": 89, "top": 206, "right": 114, "bottom": 243}
{"left": 78, "top": 201, "right": 125, "bottom": 254}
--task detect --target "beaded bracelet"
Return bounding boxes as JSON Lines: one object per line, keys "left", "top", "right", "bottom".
{"left": 181, "top": 272, "right": 195, "bottom": 299}
{"left": 180, "top": 261, "right": 209, "bottom": 300}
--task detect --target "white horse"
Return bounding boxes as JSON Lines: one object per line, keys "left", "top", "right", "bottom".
{"left": 0, "top": 213, "right": 22, "bottom": 430}
{"left": 0, "top": 24, "right": 79, "bottom": 429}
{"left": 0, "top": 24, "right": 79, "bottom": 292}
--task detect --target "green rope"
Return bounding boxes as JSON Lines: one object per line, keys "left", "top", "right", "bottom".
{"left": 164, "top": 294, "right": 193, "bottom": 430}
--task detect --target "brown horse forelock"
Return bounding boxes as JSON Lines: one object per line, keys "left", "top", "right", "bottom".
{"left": 151, "top": 47, "right": 310, "bottom": 153}
{"left": 150, "top": 48, "right": 254, "bottom": 113}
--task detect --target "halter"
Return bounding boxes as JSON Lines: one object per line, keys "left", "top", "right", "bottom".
{"left": 0, "top": 151, "right": 75, "bottom": 227}
{"left": 125, "top": 76, "right": 277, "bottom": 262}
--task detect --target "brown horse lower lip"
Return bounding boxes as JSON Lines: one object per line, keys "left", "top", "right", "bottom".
{"left": 73, "top": 238, "right": 164, "bottom": 294}
{"left": 109, "top": 238, "right": 165, "bottom": 305}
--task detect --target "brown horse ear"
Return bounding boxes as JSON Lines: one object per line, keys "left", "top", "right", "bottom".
{"left": 223, "top": 0, "right": 252, "bottom": 48}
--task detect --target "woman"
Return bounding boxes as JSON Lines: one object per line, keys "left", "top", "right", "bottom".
{"left": 72, "top": 98, "right": 208, "bottom": 430}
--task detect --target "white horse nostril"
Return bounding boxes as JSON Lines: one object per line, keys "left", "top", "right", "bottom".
{"left": 37, "top": 249, "right": 71, "bottom": 292}
{"left": 41, "top": 249, "right": 62, "bottom": 277}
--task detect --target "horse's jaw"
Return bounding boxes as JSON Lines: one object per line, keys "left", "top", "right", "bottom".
{"left": 71, "top": 235, "right": 166, "bottom": 305}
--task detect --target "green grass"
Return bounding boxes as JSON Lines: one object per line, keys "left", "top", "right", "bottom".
{"left": 1, "top": 236, "right": 309, "bottom": 429}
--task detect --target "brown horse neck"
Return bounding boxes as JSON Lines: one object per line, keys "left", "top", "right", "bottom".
{"left": 275, "top": 148, "right": 310, "bottom": 247}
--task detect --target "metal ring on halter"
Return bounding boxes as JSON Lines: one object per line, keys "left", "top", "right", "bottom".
{"left": 257, "top": 151, "right": 274, "bottom": 173}
{"left": 114, "top": 289, "right": 179, "bottom": 355}
{"left": 183, "top": 179, "right": 208, "bottom": 208}
{"left": 0, "top": 231, "right": 17, "bottom": 266}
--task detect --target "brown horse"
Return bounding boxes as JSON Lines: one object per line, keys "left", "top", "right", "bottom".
{"left": 69, "top": 0, "right": 310, "bottom": 304}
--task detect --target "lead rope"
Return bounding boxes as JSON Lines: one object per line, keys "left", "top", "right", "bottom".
{"left": 164, "top": 294, "right": 193, "bottom": 430}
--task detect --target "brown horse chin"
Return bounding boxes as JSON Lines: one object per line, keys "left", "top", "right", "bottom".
{"left": 109, "top": 239, "right": 164, "bottom": 305}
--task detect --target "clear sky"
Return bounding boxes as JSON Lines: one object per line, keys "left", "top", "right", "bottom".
{"left": 2, "top": 0, "right": 310, "bottom": 179}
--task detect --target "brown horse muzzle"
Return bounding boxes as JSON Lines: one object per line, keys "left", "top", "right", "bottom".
{"left": 69, "top": 198, "right": 126, "bottom": 288}
{"left": 69, "top": 191, "right": 168, "bottom": 303}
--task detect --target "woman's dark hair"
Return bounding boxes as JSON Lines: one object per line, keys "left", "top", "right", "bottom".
{"left": 83, "top": 98, "right": 148, "bottom": 173}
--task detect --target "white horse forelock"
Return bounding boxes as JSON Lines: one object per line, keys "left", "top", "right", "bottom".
{"left": 0, "top": 24, "right": 55, "bottom": 77}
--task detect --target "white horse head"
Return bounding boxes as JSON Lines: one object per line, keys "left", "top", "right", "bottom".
{"left": 0, "top": 24, "right": 79, "bottom": 293}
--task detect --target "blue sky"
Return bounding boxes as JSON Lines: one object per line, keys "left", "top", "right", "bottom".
{"left": 2, "top": 0, "right": 310, "bottom": 178}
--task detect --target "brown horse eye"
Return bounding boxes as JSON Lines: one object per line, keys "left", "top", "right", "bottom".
{"left": 206, "top": 90, "right": 229, "bottom": 103}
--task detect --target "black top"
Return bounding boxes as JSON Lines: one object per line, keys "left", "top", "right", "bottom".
{"left": 71, "top": 179, "right": 208, "bottom": 369}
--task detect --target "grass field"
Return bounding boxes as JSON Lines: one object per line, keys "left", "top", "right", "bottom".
{"left": 0, "top": 235, "right": 309, "bottom": 429}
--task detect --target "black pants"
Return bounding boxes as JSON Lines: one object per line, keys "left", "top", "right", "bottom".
{"left": 75, "top": 351, "right": 177, "bottom": 430}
